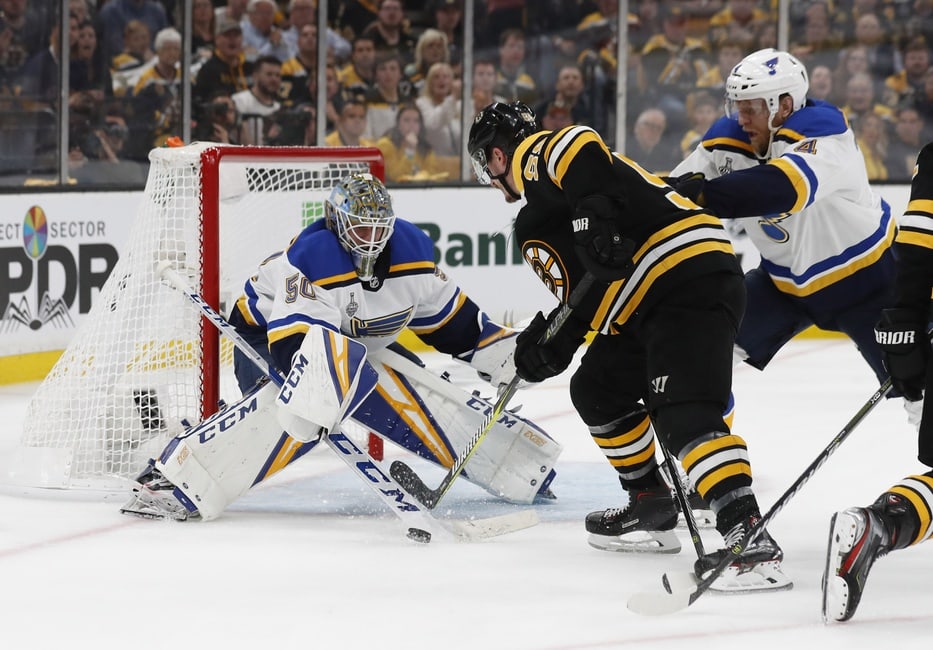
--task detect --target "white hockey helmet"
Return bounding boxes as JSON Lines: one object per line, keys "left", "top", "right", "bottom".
{"left": 725, "top": 48, "right": 809, "bottom": 119}
{"left": 325, "top": 172, "right": 395, "bottom": 281}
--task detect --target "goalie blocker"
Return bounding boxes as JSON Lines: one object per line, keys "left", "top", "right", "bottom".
{"left": 123, "top": 325, "right": 561, "bottom": 520}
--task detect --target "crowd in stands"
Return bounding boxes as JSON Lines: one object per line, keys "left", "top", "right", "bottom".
{"left": 2, "top": 0, "right": 933, "bottom": 185}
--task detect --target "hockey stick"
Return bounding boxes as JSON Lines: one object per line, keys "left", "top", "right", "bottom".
{"left": 627, "top": 376, "right": 894, "bottom": 615}
{"left": 390, "top": 272, "right": 597, "bottom": 509}
{"left": 660, "top": 442, "right": 706, "bottom": 559}
{"left": 156, "top": 262, "right": 539, "bottom": 541}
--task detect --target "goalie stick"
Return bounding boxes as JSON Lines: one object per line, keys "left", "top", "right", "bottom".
{"left": 156, "top": 261, "right": 539, "bottom": 541}
{"left": 389, "top": 272, "right": 597, "bottom": 509}
{"left": 627, "top": 376, "right": 894, "bottom": 615}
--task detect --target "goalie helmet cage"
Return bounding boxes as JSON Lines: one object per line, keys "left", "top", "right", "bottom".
{"left": 8, "top": 143, "right": 385, "bottom": 491}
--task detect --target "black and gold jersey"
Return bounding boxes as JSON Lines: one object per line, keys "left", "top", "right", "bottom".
{"left": 893, "top": 142, "right": 933, "bottom": 313}
{"left": 509, "top": 125, "right": 741, "bottom": 333}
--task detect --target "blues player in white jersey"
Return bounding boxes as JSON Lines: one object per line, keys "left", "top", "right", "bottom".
{"left": 228, "top": 172, "right": 499, "bottom": 395}
{"left": 668, "top": 48, "right": 897, "bottom": 400}
{"left": 122, "top": 173, "right": 562, "bottom": 522}
{"left": 823, "top": 143, "right": 933, "bottom": 622}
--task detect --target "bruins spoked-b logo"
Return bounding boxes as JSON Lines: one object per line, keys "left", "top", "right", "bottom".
{"left": 521, "top": 240, "right": 570, "bottom": 302}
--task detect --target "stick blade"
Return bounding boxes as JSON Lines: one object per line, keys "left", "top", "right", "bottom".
{"left": 389, "top": 460, "right": 439, "bottom": 509}
{"left": 626, "top": 588, "right": 695, "bottom": 616}
{"left": 445, "top": 509, "right": 540, "bottom": 540}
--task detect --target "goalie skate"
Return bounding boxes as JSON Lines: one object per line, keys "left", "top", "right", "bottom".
{"left": 120, "top": 461, "right": 199, "bottom": 522}
{"left": 585, "top": 487, "right": 681, "bottom": 554}
{"left": 694, "top": 515, "right": 793, "bottom": 593}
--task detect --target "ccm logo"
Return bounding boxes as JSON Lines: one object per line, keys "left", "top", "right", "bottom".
{"left": 876, "top": 331, "right": 916, "bottom": 345}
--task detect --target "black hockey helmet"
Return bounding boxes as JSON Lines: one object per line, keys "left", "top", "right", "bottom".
{"left": 468, "top": 101, "right": 539, "bottom": 185}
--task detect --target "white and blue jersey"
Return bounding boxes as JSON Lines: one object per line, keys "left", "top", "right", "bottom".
{"left": 672, "top": 99, "right": 897, "bottom": 378}
{"left": 673, "top": 99, "right": 895, "bottom": 307}
{"left": 231, "top": 218, "right": 485, "bottom": 375}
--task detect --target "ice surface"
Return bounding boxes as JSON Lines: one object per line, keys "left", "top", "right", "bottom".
{"left": 1, "top": 338, "right": 930, "bottom": 649}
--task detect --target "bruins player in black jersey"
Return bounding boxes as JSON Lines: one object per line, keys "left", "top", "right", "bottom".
{"left": 823, "top": 142, "right": 933, "bottom": 621}
{"left": 468, "top": 101, "right": 790, "bottom": 592}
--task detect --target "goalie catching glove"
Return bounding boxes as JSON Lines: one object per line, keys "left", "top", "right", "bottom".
{"left": 572, "top": 195, "right": 635, "bottom": 282}
{"left": 875, "top": 308, "right": 929, "bottom": 401}
{"left": 514, "top": 306, "right": 589, "bottom": 383}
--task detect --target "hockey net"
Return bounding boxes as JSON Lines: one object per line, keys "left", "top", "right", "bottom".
{"left": 9, "top": 143, "right": 385, "bottom": 491}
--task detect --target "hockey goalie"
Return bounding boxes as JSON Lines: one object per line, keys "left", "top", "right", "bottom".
{"left": 121, "top": 172, "right": 562, "bottom": 521}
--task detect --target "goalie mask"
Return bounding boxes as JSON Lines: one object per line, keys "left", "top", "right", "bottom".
{"left": 468, "top": 101, "right": 539, "bottom": 199}
{"left": 325, "top": 173, "right": 395, "bottom": 281}
{"left": 725, "top": 48, "right": 808, "bottom": 138}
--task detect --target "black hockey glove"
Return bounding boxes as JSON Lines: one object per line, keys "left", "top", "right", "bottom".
{"left": 875, "top": 308, "right": 929, "bottom": 401}
{"left": 514, "top": 310, "right": 585, "bottom": 383}
{"left": 572, "top": 195, "right": 635, "bottom": 282}
{"left": 663, "top": 172, "right": 706, "bottom": 205}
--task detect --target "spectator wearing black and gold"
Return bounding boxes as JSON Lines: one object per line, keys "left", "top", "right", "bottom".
{"left": 338, "top": 35, "right": 376, "bottom": 97}
{"left": 707, "top": 0, "right": 772, "bottom": 48}
{"left": 640, "top": 5, "right": 711, "bottom": 133}
{"left": 194, "top": 15, "right": 251, "bottom": 108}
{"left": 375, "top": 102, "right": 451, "bottom": 183}
{"left": 325, "top": 96, "right": 373, "bottom": 146}
{"left": 363, "top": 50, "right": 413, "bottom": 141}
{"left": 883, "top": 36, "right": 931, "bottom": 108}
{"left": 532, "top": 63, "right": 593, "bottom": 130}
{"left": 280, "top": 22, "right": 319, "bottom": 107}
{"left": 886, "top": 105, "right": 925, "bottom": 180}
{"left": 130, "top": 27, "right": 183, "bottom": 155}
{"left": 429, "top": 0, "right": 463, "bottom": 71}
{"left": 361, "top": 0, "right": 416, "bottom": 68}
{"left": 788, "top": 0, "right": 844, "bottom": 72}
{"left": 695, "top": 37, "right": 746, "bottom": 93}
{"left": 493, "top": 28, "right": 538, "bottom": 106}
{"left": 110, "top": 19, "right": 154, "bottom": 97}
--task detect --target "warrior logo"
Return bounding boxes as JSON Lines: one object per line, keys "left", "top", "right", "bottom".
{"left": 650, "top": 375, "right": 669, "bottom": 394}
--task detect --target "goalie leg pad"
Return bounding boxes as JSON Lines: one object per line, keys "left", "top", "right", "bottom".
{"left": 149, "top": 382, "right": 319, "bottom": 520}
{"left": 360, "top": 347, "right": 563, "bottom": 504}
{"left": 277, "top": 325, "right": 378, "bottom": 442}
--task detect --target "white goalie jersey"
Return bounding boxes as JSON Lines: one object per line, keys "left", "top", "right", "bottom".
{"left": 672, "top": 100, "right": 895, "bottom": 299}
{"left": 232, "top": 217, "right": 483, "bottom": 370}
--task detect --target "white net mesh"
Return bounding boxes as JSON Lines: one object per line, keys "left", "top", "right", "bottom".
{"left": 14, "top": 144, "right": 376, "bottom": 490}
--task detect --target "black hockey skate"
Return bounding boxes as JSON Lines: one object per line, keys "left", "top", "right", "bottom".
{"left": 822, "top": 506, "right": 891, "bottom": 622}
{"left": 120, "top": 460, "right": 200, "bottom": 521}
{"left": 694, "top": 514, "right": 793, "bottom": 593}
{"left": 585, "top": 486, "right": 681, "bottom": 553}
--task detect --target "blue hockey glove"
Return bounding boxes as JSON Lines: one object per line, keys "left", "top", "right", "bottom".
{"left": 875, "top": 308, "right": 929, "bottom": 401}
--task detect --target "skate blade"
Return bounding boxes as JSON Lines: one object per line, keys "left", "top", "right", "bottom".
{"left": 707, "top": 560, "right": 794, "bottom": 594}
{"left": 587, "top": 530, "right": 682, "bottom": 554}
{"left": 119, "top": 491, "right": 194, "bottom": 522}
{"left": 821, "top": 511, "right": 858, "bottom": 622}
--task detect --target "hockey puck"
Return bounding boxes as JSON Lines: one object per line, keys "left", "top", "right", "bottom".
{"left": 407, "top": 527, "right": 432, "bottom": 544}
